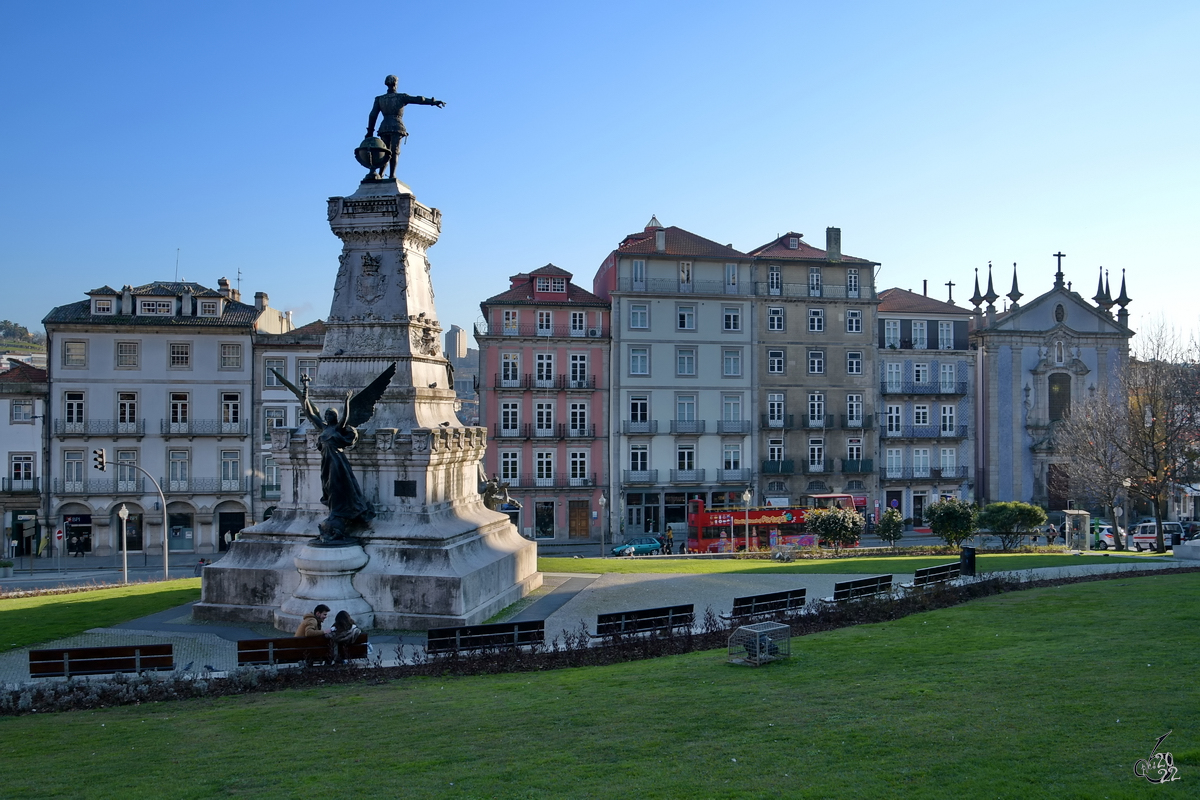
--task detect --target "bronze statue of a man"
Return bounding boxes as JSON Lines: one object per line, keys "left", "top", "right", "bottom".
{"left": 367, "top": 75, "right": 446, "bottom": 180}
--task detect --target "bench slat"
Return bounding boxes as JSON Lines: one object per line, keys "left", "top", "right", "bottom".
{"left": 29, "top": 644, "right": 174, "bottom": 678}
{"left": 725, "top": 589, "right": 807, "bottom": 620}
{"left": 236, "top": 636, "right": 369, "bottom": 666}
{"left": 595, "top": 604, "right": 694, "bottom": 637}
{"left": 426, "top": 621, "right": 545, "bottom": 654}
{"left": 831, "top": 575, "right": 892, "bottom": 602}
{"left": 912, "top": 562, "right": 960, "bottom": 586}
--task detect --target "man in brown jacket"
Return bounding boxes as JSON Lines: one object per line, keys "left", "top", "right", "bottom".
{"left": 294, "top": 604, "right": 331, "bottom": 637}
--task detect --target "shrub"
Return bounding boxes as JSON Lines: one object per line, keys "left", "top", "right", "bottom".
{"left": 876, "top": 508, "right": 904, "bottom": 547}
{"left": 805, "top": 507, "right": 865, "bottom": 555}
{"left": 976, "top": 502, "right": 1047, "bottom": 551}
{"left": 924, "top": 498, "right": 978, "bottom": 548}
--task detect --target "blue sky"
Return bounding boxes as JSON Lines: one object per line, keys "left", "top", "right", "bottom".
{"left": 2, "top": 1, "right": 1196, "bottom": 339}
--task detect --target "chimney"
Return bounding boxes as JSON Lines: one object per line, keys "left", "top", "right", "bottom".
{"left": 286, "top": 310, "right": 293, "bottom": 330}
{"left": 825, "top": 227, "right": 841, "bottom": 262}
{"left": 218, "top": 277, "right": 231, "bottom": 298}
{"left": 181, "top": 286, "right": 193, "bottom": 316}
{"left": 121, "top": 285, "right": 133, "bottom": 315}
{"left": 923, "top": 280, "right": 927, "bottom": 296}
{"left": 655, "top": 229, "right": 666, "bottom": 252}
{"left": 255, "top": 291, "right": 268, "bottom": 312}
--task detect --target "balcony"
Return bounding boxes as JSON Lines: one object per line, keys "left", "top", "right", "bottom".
{"left": 880, "top": 467, "right": 932, "bottom": 481}
{"left": 840, "top": 414, "right": 874, "bottom": 430}
{"left": 761, "top": 460, "right": 795, "bottom": 475}
{"left": 161, "top": 419, "right": 249, "bottom": 436}
{"left": 623, "top": 469, "right": 659, "bottom": 484}
{"left": 623, "top": 420, "right": 658, "bottom": 435}
{"left": 761, "top": 414, "right": 795, "bottom": 430}
{"left": 566, "top": 375, "right": 597, "bottom": 390}
{"left": 2, "top": 477, "right": 40, "bottom": 493}
{"left": 880, "top": 381, "right": 968, "bottom": 396}
{"left": 514, "top": 473, "right": 597, "bottom": 489}
{"left": 670, "top": 469, "right": 706, "bottom": 483}
{"left": 161, "top": 478, "right": 249, "bottom": 494}
{"left": 804, "top": 459, "right": 835, "bottom": 475}
{"left": 54, "top": 419, "right": 146, "bottom": 437}
{"left": 560, "top": 424, "right": 596, "bottom": 439}
{"left": 881, "top": 424, "right": 969, "bottom": 439}
{"left": 493, "top": 424, "right": 525, "bottom": 439}
{"left": 717, "top": 419, "right": 750, "bottom": 434}
{"left": 933, "top": 466, "right": 970, "bottom": 480}
{"left": 494, "top": 373, "right": 528, "bottom": 389}
{"left": 670, "top": 419, "right": 706, "bottom": 434}
{"left": 261, "top": 483, "right": 282, "bottom": 500}
{"left": 531, "top": 425, "right": 557, "bottom": 439}
{"left": 476, "top": 322, "right": 610, "bottom": 339}
{"left": 617, "top": 277, "right": 755, "bottom": 296}
{"left": 841, "top": 459, "right": 874, "bottom": 474}
{"left": 803, "top": 414, "right": 834, "bottom": 430}
{"left": 752, "top": 282, "right": 873, "bottom": 300}
{"left": 53, "top": 478, "right": 144, "bottom": 495}
{"left": 716, "top": 468, "right": 751, "bottom": 483}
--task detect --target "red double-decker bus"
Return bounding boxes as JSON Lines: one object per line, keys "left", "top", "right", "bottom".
{"left": 685, "top": 494, "right": 861, "bottom": 553}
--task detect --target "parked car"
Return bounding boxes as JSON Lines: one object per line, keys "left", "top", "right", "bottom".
{"left": 610, "top": 536, "right": 665, "bottom": 557}
{"left": 1091, "top": 525, "right": 1119, "bottom": 550}
{"left": 1131, "top": 522, "right": 1184, "bottom": 551}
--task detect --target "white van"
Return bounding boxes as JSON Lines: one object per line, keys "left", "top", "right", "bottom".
{"left": 1131, "top": 522, "right": 1184, "bottom": 551}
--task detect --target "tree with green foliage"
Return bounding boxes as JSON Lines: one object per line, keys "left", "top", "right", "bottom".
{"left": 976, "top": 501, "right": 1047, "bottom": 551}
{"left": 923, "top": 498, "right": 977, "bottom": 548}
{"left": 806, "top": 506, "right": 864, "bottom": 555}
{"left": 875, "top": 507, "right": 904, "bottom": 547}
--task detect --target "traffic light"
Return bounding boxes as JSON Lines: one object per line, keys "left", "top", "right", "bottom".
{"left": 93, "top": 448, "right": 107, "bottom": 471}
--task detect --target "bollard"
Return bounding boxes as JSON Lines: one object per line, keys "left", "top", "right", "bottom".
{"left": 960, "top": 545, "right": 976, "bottom": 577}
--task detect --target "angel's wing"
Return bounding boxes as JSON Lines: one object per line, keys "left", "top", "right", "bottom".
{"left": 346, "top": 363, "right": 397, "bottom": 428}
{"left": 271, "top": 369, "right": 322, "bottom": 427}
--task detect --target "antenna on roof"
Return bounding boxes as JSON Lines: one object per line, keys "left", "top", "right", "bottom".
{"left": 175, "top": 248, "right": 180, "bottom": 282}
{"left": 237, "top": 268, "right": 242, "bottom": 295}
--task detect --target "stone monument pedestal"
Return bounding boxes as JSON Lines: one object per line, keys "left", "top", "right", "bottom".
{"left": 274, "top": 543, "right": 375, "bottom": 631}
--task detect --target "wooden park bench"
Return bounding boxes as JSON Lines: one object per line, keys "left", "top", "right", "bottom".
{"left": 906, "top": 562, "right": 961, "bottom": 589}
{"left": 591, "top": 604, "right": 694, "bottom": 638}
{"left": 719, "top": 588, "right": 807, "bottom": 622}
{"left": 425, "top": 620, "right": 545, "bottom": 654}
{"left": 827, "top": 575, "right": 893, "bottom": 603}
{"left": 236, "top": 635, "right": 369, "bottom": 667}
{"left": 30, "top": 644, "right": 174, "bottom": 678}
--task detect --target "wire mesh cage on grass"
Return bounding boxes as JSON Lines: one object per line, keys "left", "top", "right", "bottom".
{"left": 728, "top": 621, "right": 791, "bottom": 666}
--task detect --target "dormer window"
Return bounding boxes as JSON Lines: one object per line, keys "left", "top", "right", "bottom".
{"left": 92, "top": 299, "right": 114, "bottom": 315}
{"left": 139, "top": 299, "right": 173, "bottom": 315}
{"left": 551, "top": 277, "right": 566, "bottom": 292}
{"left": 788, "top": 237, "right": 799, "bottom": 250}
{"left": 536, "top": 277, "right": 550, "bottom": 291}
{"left": 199, "top": 300, "right": 220, "bottom": 316}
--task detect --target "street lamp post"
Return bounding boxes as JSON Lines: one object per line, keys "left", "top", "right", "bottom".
{"left": 743, "top": 488, "right": 752, "bottom": 553}
{"left": 118, "top": 504, "right": 129, "bottom": 584}
{"left": 598, "top": 493, "right": 607, "bottom": 559}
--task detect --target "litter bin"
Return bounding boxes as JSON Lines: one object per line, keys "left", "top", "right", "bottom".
{"left": 960, "top": 545, "right": 976, "bottom": 577}
{"left": 1172, "top": 532, "right": 1181, "bottom": 547}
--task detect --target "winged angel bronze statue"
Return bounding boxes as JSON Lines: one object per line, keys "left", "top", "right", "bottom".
{"left": 272, "top": 364, "right": 396, "bottom": 543}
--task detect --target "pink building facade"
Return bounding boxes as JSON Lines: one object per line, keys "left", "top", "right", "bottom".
{"left": 476, "top": 265, "right": 611, "bottom": 549}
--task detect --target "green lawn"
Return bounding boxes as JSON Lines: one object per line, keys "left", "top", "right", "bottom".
{"left": 0, "top": 579, "right": 200, "bottom": 652}
{"left": 1, "top": 572, "right": 1196, "bottom": 798}
{"left": 540, "top": 551, "right": 1146, "bottom": 575}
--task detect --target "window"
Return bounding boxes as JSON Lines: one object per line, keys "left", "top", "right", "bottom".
{"left": 63, "top": 450, "right": 84, "bottom": 488}
{"left": 768, "top": 438, "right": 785, "bottom": 462}
{"left": 117, "top": 392, "right": 137, "bottom": 432}
{"left": 93, "top": 298, "right": 113, "bottom": 314}
{"left": 808, "top": 393, "right": 825, "bottom": 425}
{"left": 677, "top": 305, "right": 695, "bottom": 330}
{"left": 537, "top": 310, "right": 552, "bottom": 335}
{"left": 11, "top": 398, "right": 33, "bottom": 423}
{"left": 808, "top": 308, "right": 824, "bottom": 332}
{"left": 847, "top": 269, "right": 860, "bottom": 297}
{"left": 767, "top": 393, "right": 785, "bottom": 426}
{"left": 679, "top": 261, "right": 693, "bottom": 287}
{"left": 913, "top": 448, "right": 931, "bottom": 478}
{"left": 768, "top": 265, "right": 781, "bottom": 295}
{"left": 221, "top": 450, "right": 241, "bottom": 490}
{"left": 629, "top": 304, "right": 648, "bottom": 329}
{"left": 676, "top": 348, "right": 696, "bottom": 376}
{"left": 139, "top": 299, "right": 173, "bottom": 315}
{"left": 220, "top": 343, "right": 243, "bottom": 369}
{"left": 723, "top": 306, "right": 741, "bottom": 331}
{"left": 569, "top": 451, "right": 589, "bottom": 484}
{"left": 631, "top": 259, "right": 646, "bottom": 286}
{"left": 808, "top": 350, "right": 824, "bottom": 374}
{"left": 534, "top": 401, "right": 554, "bottom": 436}
{"left": 116, "top": 341, "right": 139, "bottom": 368}
{"left": 914, "top": 363, "right": 929, "bottom": 385}
{"left": 676, "top": 395, "right": 696, "bottom": 422}
{"left": 938, "top": 321, "right": 954, "bottom": 350}
{"left": 914, "top": 405, "right": 929, "bottom": 427}
{"left": 170, "top": 342, "right": 191, "bottom": 368}
{"left": 500, "top": 451, "right": 519, "bottom": 482}
{"left": 199, "top": 300, "right": 219, "bottom": 316}
{"left": 297, "top": 359, "right": 318, "bottom": 382}
{"left": 500, "top": 401, "right": 520, "bottom": 433}
{"left": 629, "top": 444, "right": 648, "bottom": 471}
{"left": 767, "top": 349, "right": 784, "bottom": 374}
{"left": 222, "top": 393, "right": 241, "bottom": 431}
{"left": 808, "top": 438, "right": 824, "bottom": 469}
{"left": 502, "top": 310, "right": 519, "bottom": 334}
{"left": 768, "top": 306, "right": 784, "bottom": 331}
{"left": 912, "top": 321, "right": 927, "bottom": 350}
{"left": 885, "top": 362, "right": 902, "bottom": 391}
{"left": 723, "top": 443, "right": 742, "bottom": 470}
{"left": 263, "top": 457, "right": 280, "bottom": 491}
{"left": 535, "top": 353, "right": 554, "bottom": 387}
{"left": 536, "top": 276, "right": 550, "bottom": 291}
{"left": 940, "top": 363, "right": 957, "bottom": 393}
{"left": 809, "top": 267, "right": 822, "bottom": 294}
{"left": 570, "top": 311, "right": 585, "bottom": 335}
{"left": 725, "top": 263, "right": 738, "bottom": 291}
{"left": 886, "top": 448, "right": 903, "bottom": 478}
{"left": 569, "top": 353, "right": 588, "bottom": 387}
{"left": 847, "top": 438, "right": 863, "bottom": 461}
{"left": 498, "top": 353, "right": 519, "bottom": 386}
{"left": 885, "top": 404, "right": 901, "bottom": 435}
{"left": 168, "top": 450, "right": 190, "bottom": 491}
{"left": 629, "top": 396, "right": 648, "bottom": 422}
{"left": 846, "top": 351, "right": 862, "bottom": 375}
{"left": 1049, "top": 373, "right": 1071, "bottom": 421}
{"left": 629, "top": 347, "right": 649, "bottom": 375}
{"left": 846, "top": 310, "right": 862, "bottom": 333}
{"left": 940, "top": 447, "right": 957, "bottom": 472}
{"left": 10, "top": 454, "right": 34, "bottom": 489}
{"left": 64, "top": 392, "right": 85, "bottom": 429}
{"left": 941, "top": 405, "right": 956, "bottom": 435}
{"left": 63, "top": 341, "right": 86, "bottom": 367}
{"left": 264, "top": 358, "right": 285, "bottom": 386}
{"left": 264, "top": 407, "right": 286, "bottom": 439}
{"left": 723, "top": 349, "right": 741, "bottom": 377}
{"left": 569, "top": 402, "right": 588, "bottom": 433}
{"left": 847, "top": 394, "right": 863, "bottom": 425}
{"left": 884, "top": 320, "right": 900, "bottom": 348}
{"left": 676, "top": 445, "right": 696, "bottom": 471}
{"left": 722, "top": 394, "right": 741, "bottom": 422}
{"left": 169, "top": 393, "right": 189, "bottom": 431}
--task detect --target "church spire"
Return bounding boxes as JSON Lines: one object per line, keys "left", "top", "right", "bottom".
{"left": 982, "top": 262, "right": 999, "bottom": 309}
{"left": 970, "top": 267, "right": 984, "bottom": 309}
{"left": 1007, "top": 262, "right": 1023, "bottom": 308}
{"left": 1093, "top": 266, "right": 1113, "bottom": 312}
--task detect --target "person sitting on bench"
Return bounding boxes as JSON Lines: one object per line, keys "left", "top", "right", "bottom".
{"left": 328, "top": 611, "right": 363, "bottom": 663}
{"left": 294, "top": 604, "right": 331, "bottom": 638}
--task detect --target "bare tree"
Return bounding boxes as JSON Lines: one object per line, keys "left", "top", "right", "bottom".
{"left": 1054, "top": 321, "right": 1200, "bottom": 553}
